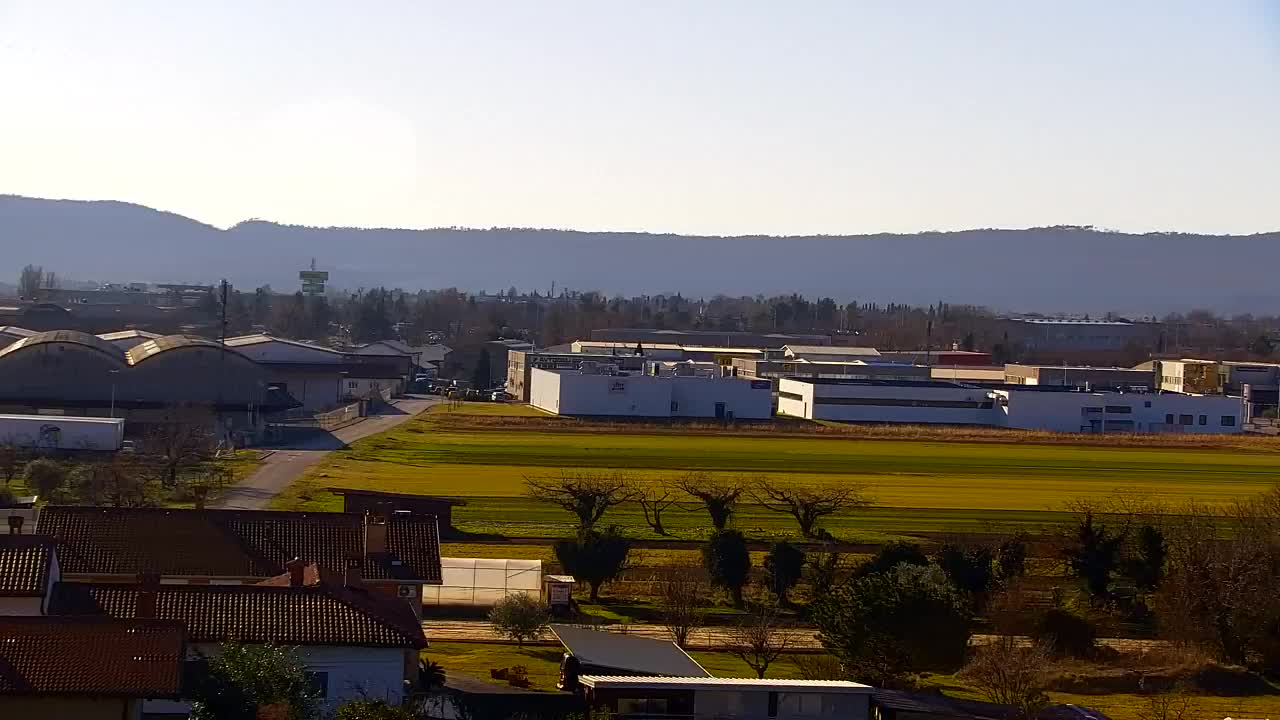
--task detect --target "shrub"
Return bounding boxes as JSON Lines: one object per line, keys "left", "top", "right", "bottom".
{"left": 765, "top": 541, "right": 807, "bottom": 605}
{"left": 554, "top": 526, "right": 631, "bottom": 601}
{"left": 488, "top": 593, "right": 549, "bottom": 647}
{"left": 853, "top": 542, "right": 928, "bottom": 579}
{"left": 813, "top": 563, "right": 971, "bottom": 686}
{"left": 702, "top": 529, "right": 751, "bottom": 607}
{"left": 23, "top": 458, "right": 67, "bottom": 499}
{"left": 1033, "top": 607, "right": 1097, "bottom": 658}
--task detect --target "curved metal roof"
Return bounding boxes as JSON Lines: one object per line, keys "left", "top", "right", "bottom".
{"left": 125, "top": 335, "right": 250, "bottom": 365}
{"left": 0, "top": 330, "right": 128, "bottom": 364}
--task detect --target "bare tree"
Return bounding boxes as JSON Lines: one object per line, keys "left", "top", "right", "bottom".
{"left": 960, "top": 636, "right": 1053, "bottom": 720}
{"left": 727, "top": 598, "right": 791, "bottom": 679}
{"left": 754, "top": 479, "right": 871, "bottom": 539}
{"left": 524, "top": 471, "right": 634, "bottom": 534}
{"left": 74, "top": 456, "right": 154, "bottom": 507}
{"left": 142, "top": 405, "right": 216, "bottom": 488}
{"left": 1135, "top": 690, "right": 1199, "bottom": 720}
{"left": 638, "top": 483, "right": 679, "bottom": 536}
{"left": 0, "top": 439, "right": 22, "bottom": 486}
{"left": 675, "top": 472, "right": 746, "bottom": 531}
{"left": 655, "top": 568, "right": 706, "bottom": 648}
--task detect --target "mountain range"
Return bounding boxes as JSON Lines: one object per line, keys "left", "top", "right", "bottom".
{"left": 2, "top": 194, "right": 1276, "bottom": 315}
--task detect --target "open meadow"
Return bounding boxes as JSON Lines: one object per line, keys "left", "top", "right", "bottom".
{"left": 274, "top": 403, "right": 1280, "bottom": 541}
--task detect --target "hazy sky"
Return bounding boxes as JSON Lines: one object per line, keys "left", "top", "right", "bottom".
{"left": 1, "top": 1, "right": 1277, "bottom": 236}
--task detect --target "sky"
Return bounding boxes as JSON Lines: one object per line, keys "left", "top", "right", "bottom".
{"left": 1, "top": 1, "right": 1277, "bottom": 236}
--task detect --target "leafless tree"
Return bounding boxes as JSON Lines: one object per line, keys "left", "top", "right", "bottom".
{"left": 141, "top": 405, "right": 217, "bottom": 488}
{"left": 637, "top": 483, "right": 679, "bottom": 536}
{"left": 524, "top": 471, "right": 635, "bottom": 534}
{"left": 655, "top": 568, "right": 706, "bottom": 648}
{"left": 727, "top": 598, "right": 791, "bottom": 679}
{"left": 960, "top": 636, "right": 1053, "bottom": 720}
{"left": 674, "top": 472, "right": 746, "bottom": 531}
{"left": 753, "top": 479, "right": 871, "bottom": 539}
{"left": 0, "top": 439, "right": 22, "bottom": 486}
{"left": 74, "top": 456, "right": 154, "bottom": 507}
{"left": 1135, "top": 690, "right": 1199, "bottom": 720}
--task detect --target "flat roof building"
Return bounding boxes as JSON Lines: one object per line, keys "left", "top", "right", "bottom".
{"left": 590, "top": 328, "right": 831, "bottom": 347}
{"left": 530, "top": 365, "right": 772, "bottom": 420}
{"left": 1004, "top": 364, "right": 1155, "bottom": 390}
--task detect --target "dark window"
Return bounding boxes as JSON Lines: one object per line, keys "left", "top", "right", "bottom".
{"left": 1144, "top": 401, "right": 1152, "bottom": 408}
{"left": 304, "top": 671, "right": 328, "bottom": 699}
{"left": 1199, "top": 415, "right": 1207, "bottom": 426}
{"left": 1165, "top": 413, "right": 1174, "bottom": 424}
{"left": 670, "top": 401, "right": 678, "bottom": 412}
{"left": 778, "top": 391, "right": 804, "bottom": 401}
{"left": 768, "top": 691, "right": 779, "bottom": 718}
{"left": 1082, "top": 406, "right": 1103, "bottom": 415}
{"left": 1222, "top": 415, "right": 1236, "bottom": 427}
{"left": 1105, "top": 405, "right": 1132, "bottom": 414}
{"left": 1179, "top": 414, "right": 1194, "bottom": 426}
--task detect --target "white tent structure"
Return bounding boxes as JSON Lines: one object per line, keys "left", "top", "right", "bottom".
{"left": 421, "top": 557, "right": 544, "bottom": 607}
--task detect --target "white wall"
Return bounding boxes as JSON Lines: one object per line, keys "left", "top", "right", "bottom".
{"left": 188, "top": 643, "right": 408, "bottom": 709}
{"left": 529, "top": 368, "right": 563, "bottom": 414}
{"left": 998, "top": 391, "right": 1245, "bottom": 434}
{"left": 781, "top": 380, "right": 993, "bottom": 425}
{"left": 266, "top": 370, "right": 342, "bottom": 411}
{"left": 344, "top": 377, "right": 402, "bottom": 400}
{"left": 670, "top": 377, "right": 773, "bottom": 420}
{"left": 532, "top": 369, "right": 672, "bottom": 417}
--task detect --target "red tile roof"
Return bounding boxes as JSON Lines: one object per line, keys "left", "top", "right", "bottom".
{"left": 0, "top": 617, "right": 185, "bottom": 696}
{"left": 0, "top": 535, "right": 56, "bottom": 597}
{"left": 36, "top": 506, "right": 441, "bottom": 584}
{"left": 49, "top": 579, "right": 427, "bottom": 649}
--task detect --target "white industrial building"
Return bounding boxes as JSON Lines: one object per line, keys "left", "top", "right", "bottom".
{"left": 530, "top": 363, "right": 772, "bottom": 420}
{"left": 777, "top": 378, "right": 1246, "bottom": 434}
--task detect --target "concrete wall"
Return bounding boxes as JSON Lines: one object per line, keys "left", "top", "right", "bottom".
{"left": 529, "top": 368, "right": 563, "bottom": 414}
{"left": 189, "top": 643, "right": 410, "bottom": 709}
{"left": 998, "top": 391, "right": 1245, "bottom": 433}
{"left": 779, "top": 380, "right": 993, "bottom": 425}
{"left": 670, "top": 376, "right": 772, "bottom": 420}
{"left": 0, "top": 696, "right": 138, "bottom": 720}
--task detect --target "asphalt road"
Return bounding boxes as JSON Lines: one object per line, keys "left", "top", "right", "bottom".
{"left": 212, "top": 396, "right": 439, "bottom": 510}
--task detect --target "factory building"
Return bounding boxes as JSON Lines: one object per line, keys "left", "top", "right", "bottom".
{"left": 731, "top": 357, "right": 931, "bottom": 386}
{"left": 1004, "top": 364, "right": 1155, "bottom": 390}
{"left": 589, "top": 328, "right": 831, "bottom": 347}
{"left": 777, "top": 377, "right": 1245, "bottom": 434}
{"left": 227, "top": 334, "right": 408, "bottom": 410}
{"left": 0, "top": 331, "right": 294, "bottom": 443}
{"left": 529, "top": 364, "right": 772, "bottom": 420}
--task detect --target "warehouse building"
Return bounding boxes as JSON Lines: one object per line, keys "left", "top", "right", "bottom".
{"left": 506, "top": 350, "right": 648, "bottom": 402}
{"left": 529, "top": 364, "right": 772, "bottom": 419}
{"left": 1004, "top": 364, "right": 1155, "bottom": 390}
{"left": 227, "top": 334, "right": 408, "bottom": 410}
{"left": 0, "top": 331, "right": 294, "bottom": 443}
{"left": 777, "top": 377, "right": 1245, "bottom": 434}
{"left": 589, "top": 328, "right": 831, "bottom": 347}
{"left": 731, "top": 357, "right": 930, "bottom": 386}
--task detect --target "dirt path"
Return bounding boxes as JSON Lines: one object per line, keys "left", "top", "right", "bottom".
{"left": 212, "top": 396, "right": 439, "bottom": 510}
{"left": 422, "top": 619, "right": 1163, "bottom": 653}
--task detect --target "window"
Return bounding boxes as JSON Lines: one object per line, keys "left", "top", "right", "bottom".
{"left": 304, "top": 671, "right": 328, "bottom": 699}
{"left": 1105, "top": 405, "right": 1132, "bottom": 414}
{"left": 617, "top": 698, "right": 670, "bottom": 716}
{"left": 1144, "top": 401, "right": 1152, "bottom": 408}
{"left": 1081, "top": 406, "right": 1103, "bottom": 416}
{"left": 1179, "top": 414, "right": 1193, "bottom": 426}
{"left": 347, "top": 380, "right": 358, "bottom": 389}
{"left": 670, "top": 401, "right": 679, "bottom": 412}
{"left": 1222, "top": 415, "right": 1236, "bottom": 427}
{"left": 1165, "top": 413, "right": 1174, "bottom": 424}
{"left": 1199, "top": 415, "right": 1207, "bottom": 426}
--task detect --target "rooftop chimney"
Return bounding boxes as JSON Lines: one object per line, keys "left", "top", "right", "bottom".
{"left": 136, "top": 572, "right": 160, "bottom": 619}
{"left": 286, "top": 557, "right": 306, "bottom": 588}
{"left": 364, "top": 507, "right": 388, "bottom": 556}
{"left": 344, "top": 555, "right": 364, "bottom": 589}
{"left": 7, "top": 515, "right": 23, "bottom": 534}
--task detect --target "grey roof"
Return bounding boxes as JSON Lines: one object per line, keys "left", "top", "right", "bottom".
{"left": 550, "top": 624, "right": 709, "bottom": 678}
{"left": 0, "top": 330, "right": 128, "bottom": 363}
{"left": 125, "top": 335, "right": 246, "bottom": 365}
{"left": 580, "top": 676, "right": 870, "bottom": 691}
{"left": 96, "top": 330, "right": 161, "bottom": 342}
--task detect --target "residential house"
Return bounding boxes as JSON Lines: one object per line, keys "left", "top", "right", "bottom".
{"left": 0, "top": 616, "right": 186, "bottom": 720}
{"left": 34, "top": 505, "right": 443, "bottom": 616}
{"left": 0, "top": 534, "right": 59, "bottom": 615}
{"left": 49, "top": 561, "right": 428, "bottom": 710}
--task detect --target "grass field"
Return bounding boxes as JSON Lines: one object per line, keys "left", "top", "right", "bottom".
{"left": 274, "top": 404, "right": 1280, "bottom": 540}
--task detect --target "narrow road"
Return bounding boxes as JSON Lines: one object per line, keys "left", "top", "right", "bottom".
{"left": 422, "top": 619, "right": 1163, "bottom": 653}
{"left": 213, "top": 396, "right": 439, "bottom": 510}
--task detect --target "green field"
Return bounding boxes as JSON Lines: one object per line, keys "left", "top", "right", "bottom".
{"left": 274, "top": 405, "right": 1280, "bottom": 541}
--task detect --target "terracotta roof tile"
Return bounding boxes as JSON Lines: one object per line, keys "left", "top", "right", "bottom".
{"left": 0, "top": 535, "right": 55, "bottom": 597}
{"left": 36, "top": 506, "right": 441, "bottom": 584}
{"left": 0, "top": 617, "right": 185, "bottom": 696}
{"left": 49, "top": 580, "right": 427, "bottom": 649}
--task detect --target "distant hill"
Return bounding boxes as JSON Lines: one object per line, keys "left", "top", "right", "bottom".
{"left": 2, "top": 194, "right": 1277, "bottom": 314}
